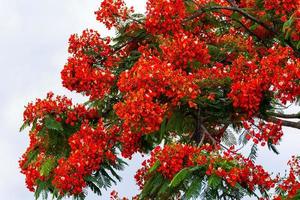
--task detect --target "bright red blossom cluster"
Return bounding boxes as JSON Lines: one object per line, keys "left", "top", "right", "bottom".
{"left": 274, "top": 156, "right": 300, "bottom": 199}
{"left": 243, "top": 120, "right": 283, "bottom": 145}
{"left": 135, "top": 144, "right": 275, "bottom": 192}
{"left": 95, "top": 0, "right": 133, "bottom": 30}
{"left": 223, "top": 45, "right": 300, "bottom": 116}
{"left": 160, "top": 31, "right": 211, "bottom": 68}
{"left": 264, "top": 0, "right": 299, "bottom": 15}
{"left": 23, "top": 92, "right": 98, "bottom": 126}
{"left": 19, "top": 94, "right": 112, "bottom": 194}
{"left": 61, "top": 29, "right": 117, "bottom": 100}
{"left": 145, "top": 0, "right": 187, "bottom": 35}
{"left": 52, "top": 120, "right": 117, "bottom": 195}
{"left": 23, "top": 92, "right": 72, "bottom": 123}
{"left": 115, "top": 55, "right": 200, "bottom": 135}
{"left": 19, "top": 138, "right": 46, "bottom": 192}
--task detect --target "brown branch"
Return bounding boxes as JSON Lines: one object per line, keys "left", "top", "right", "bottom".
{"left": 201, "top": 124, "right": 217, "bottom": 145}
{"left": 267, "top": 112, "right": 300, "bottom": 119}
{"left": 191, "top": 109, "right": 205, "bottom": 144}
{"left": 231, "top": 18, "right": 268, "bottom": 47}
{"left": 112, "top": 38, "right": 134, "bottom": 53}
{"left": 183, "top": 6, "right": 276, "bottom": 34}
{"left": 267, "top": 116, "right": 300, "bottom": 129}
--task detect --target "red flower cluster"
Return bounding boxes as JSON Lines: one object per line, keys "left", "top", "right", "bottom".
{"left": 115, "top": 55, "right": 199, "bottom": 135}
{"left": 228, "top": 56, "right": 265, "bottom": 116}
{"left": 20, "top": 93, "right": 106, "bottom": 194}
{"left": 227, "top": 45, "right": 300, "bottom": 117}
{"left": 23, "top": 92, "right": 98, "bottom": 127}
{"left": 114, "top": 89, "right": 167, "bottom": 134}
{"left": 118, "top": 128, "right": 142, "bottom": 159}
{"left": 61, "top": 29, "right": 117, "bottom": 100}
{"left": 52, "top": 120, "right": 117, "bottom": 195}
{"left": 239, "top": 0, "right": 256, "bottom": 8}
{"left": 95, "top": 0, "right": 133, "bottom": 30}
{"left": 243, "top": 120, "right": 283, "bottom": 145}
{"left": 145, "top": 0, "right": 187, "bottom": 35}
{"left": 135, "top": 144, "right": 275, "bottom": 192}
{"left": 264, "top": 0, "right": 299, "bottom": 15}
{"left": 221, "top": 149, "right": 275, "bottom": 190}
{"left": 135, "top": 144, "right": 204, "bottom": 188}
{"left": 23, "top": 92, "right": 72, "bottom": 123}
{"left": 160, "top": 31, "right": 211, "bottom": 68}
{"left": 261, "top": 45, "right": 300, "bottom": 104}
{"left": 275, "top": 156, "right": 300, "bottom": 199}
{"left": 19, "top": 132, "right": 46, "bottom": 192}
{"left": 110, "top": 190, "right": 139, "bottom": 200}
{"left": 291, "top": 9, "right": 300, "bottom": 41}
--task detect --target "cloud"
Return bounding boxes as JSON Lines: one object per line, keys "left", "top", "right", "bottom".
{"left": 0, "top": 0, "right": 146, "bottom": 199}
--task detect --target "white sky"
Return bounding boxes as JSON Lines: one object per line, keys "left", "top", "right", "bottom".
{"left": 0, "top": 0, "right": 299, "bottom": 199}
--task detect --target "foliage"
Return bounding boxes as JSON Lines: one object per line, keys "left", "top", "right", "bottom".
{"left": 19, "top": 0, "right": 300, "bottom": 199}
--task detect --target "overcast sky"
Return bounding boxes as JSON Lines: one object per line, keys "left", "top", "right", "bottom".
{"left": 0, "top": 0, "right": 299, "bottom": 199}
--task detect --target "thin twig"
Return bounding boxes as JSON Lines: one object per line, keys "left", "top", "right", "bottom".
{"left": 201, "top": 125, "right": 244, "bottom": 155}
{"left": 231, "top": 18, "right": 269, "bottom": 47}
{"left": 184, "top": 6, "right": 276, "bottom": 34}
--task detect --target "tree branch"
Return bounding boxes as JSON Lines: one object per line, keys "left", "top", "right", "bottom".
{"left": 231, "top": 18, "right": 268, "bottom": 47}
{"left": 266, "top": 116, "right": 300, "bottom": 129}
{"left": 200, "top": 124, "right": 217, "bottom": 146}
{"left": 267, "top": 112, "right": 300, "bottom": 119}
{"left": 183, "top": 6, "right": 276, "bottom": 34}
{"left": 191, "top": 109, "right": 205, "bottom": 144}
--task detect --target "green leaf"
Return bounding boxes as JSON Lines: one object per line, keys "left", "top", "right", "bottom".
{"left": 189, "top": 166, "right": 203, "bottom": 172}
{"left": 282, "top": 17, "right": 294, "bottom": 30}
{"left": 44, "top": 116, "right": 63, "bottom": 132}
{"left": 297, "top": 41, "right": 300, "bottom": 49}
{"left": 157, "top": 181, "right": 170, "bottom": 197}
{"left": 169, "top": 168, "right": 190, "bottom": 188}
{"left": 139, "top": 174, "right": 164, "bottom": 199}
{"left": 192, "top": 61, "right": 201, "bottom": 70}
{"left": 149, "top": 179, "right": 164, "bottom": 196}
{"left": 184, "top": 176, "right": 203, "bottom": 200}
{"left": 19, "top": 120, "right": 30, "bottom": 132}
{"left": 40, "top": 158, "right": 56, "bottom": 177}
{"left": 249, "top": 23, "right": 259, "bottom": 31}
{"left": 268, "top": 141, "right": 280, "bottom": 154}
{"left": 248, "top": 143, "right": 258, "bottom": 162}
{"left": 222, "top": 129, "right": 237, "bottom": 147}
{"left": 34, "top": 180, "right": 49, "bottom": 200}
{"left": 100, "top": 168, "right": 117, "bottom": 185}
{"left": 208, "top": 174, "right": 221, "bottom": 189}
{"left": 159, "top": 117, "right": 167, "bottom": 139}
{"left": 148, "top": 161, "right": 160, "bottom": 174}
{"left": 292, "top": 189, "right": 300, "bottom": 199}
{"left": 86, "top": 180, "right": 102, "bottom": 196}
{"left": 105, "top": 164, "right": 122, "bottom": 182}
{"left": 37, "top": 127, "right": 47, "bottom": 137}
{"left": 231, "top": 12, "right": 241, "bottom": 21}
{"left": 166, "top": 110, "right": 185, "bottom": 134}
{"left": 23, "top": 149, "right": 39, "bottom": 169}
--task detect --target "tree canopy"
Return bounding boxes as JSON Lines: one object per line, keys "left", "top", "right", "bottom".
{"left": 19, "top": 0, "right": 300, "bottom": 199}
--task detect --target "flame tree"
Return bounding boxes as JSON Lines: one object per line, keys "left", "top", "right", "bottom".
{"left": 19, "top": 0, "right": 300, "bottom": 199}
